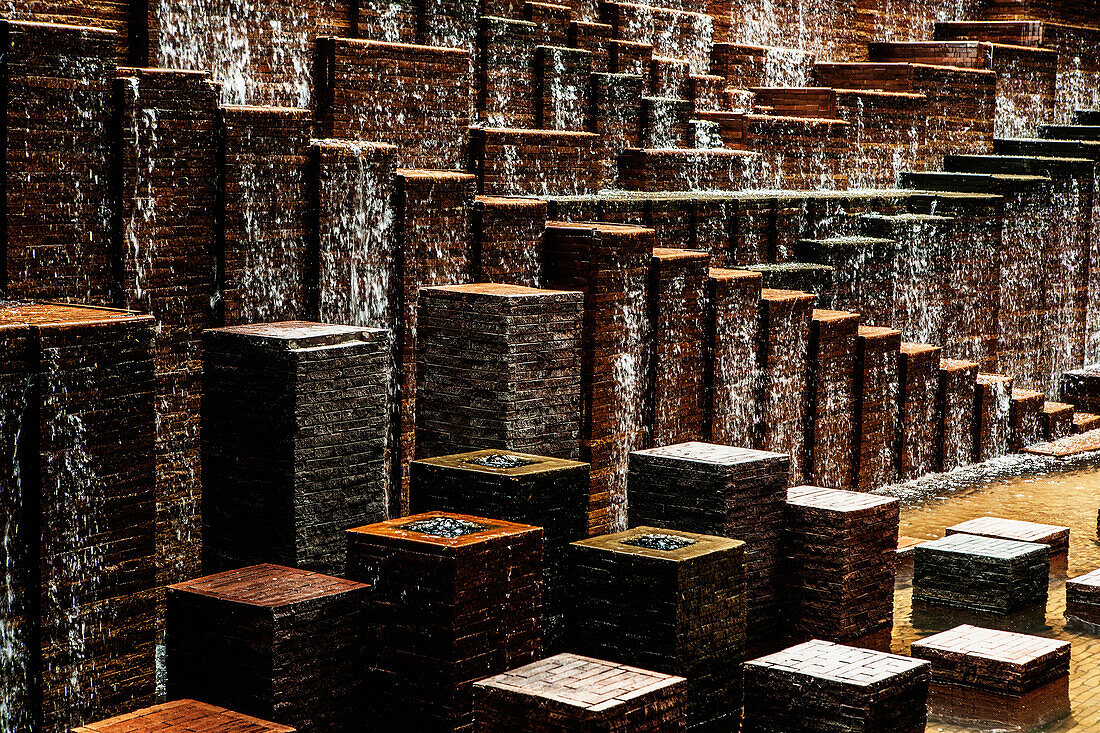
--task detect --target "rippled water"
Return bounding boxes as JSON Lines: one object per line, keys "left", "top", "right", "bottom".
{"left": 883, "top": 453, "right": 1100, "bottom": 731}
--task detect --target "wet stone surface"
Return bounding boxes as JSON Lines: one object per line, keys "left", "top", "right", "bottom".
{"left": 620, "top": 533, "right": 697, "bottom": 551}
{"left": 886, "top": 453, "right": 1100, "bottom": 731}
{"left": 400, "top": 516, "right": 488, "bottom": 538}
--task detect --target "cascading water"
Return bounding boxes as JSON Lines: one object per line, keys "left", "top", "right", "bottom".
{"left": 149, "top": 0, "right": 343, "bottom": 107}
{"left": 1047, "top": 177, "right": 1088, "bottom": 392}
{"left": 994, "top": 55, "right": 1051, "bottom": 138}
{"left": 233, "top": 124, "right": 308, "bottom": 323}
{"left": 315, "top": 139, "right": 398, "bottom": 515}
{"left": 762, "top": 46, "right": 811, "bottom": 87}
{"left": 121, "top": 78, "right": 159, "bottom": 303}
{"left": 608, "top": 277, "right": 648, "bottom": 532}
{"left": 888, "top": 215, "right": 950, "bottom": 346}
{"left": 711, "top": 298, "right": 757, "bottom": 447}
{"left": 39, "top": 347, "right": 105, "bottom": 730}
{"left": 0, "top": 379, "right": 31, "bottom": 733}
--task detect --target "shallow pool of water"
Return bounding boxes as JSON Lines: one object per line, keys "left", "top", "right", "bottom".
{"left": 883, "top": 452, "right": 1100, "bottom": 732}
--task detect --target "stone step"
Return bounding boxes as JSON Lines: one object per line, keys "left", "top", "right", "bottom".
{"left": 1073, "top": 109, "right": 1100, "bottom": 125}
{"left": 933, "top": 20, "right": 1045, "bottom": 47}
{"left": 599, "top": 0, "right": 712, "bottom": 71}
{"left": 944, "top": 153, "right": 1096, "bottom": 177}
{"left": 994, "top": 137, "right": 1100, "bottom": 161}
{"left": 745, "top": 262, "right": 835, "bottom": 293}
{"left": 617, "top": 147, "right": 758, "bottom": 191}
{"left": 750, "top": 87, "right": 837, "bottom": 119}
{"left": 901, "top": 170, "right": 1051, "bottom": 194}
{"left": 1040, "top": 124, "right": 1100, "bottom": 140}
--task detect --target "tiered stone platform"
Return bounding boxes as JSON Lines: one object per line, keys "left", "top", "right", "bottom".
{"left": 6, "top": 0, "right": 1100, "bottom": 727}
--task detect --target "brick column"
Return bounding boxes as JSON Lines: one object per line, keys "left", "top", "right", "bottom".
{"left": 202, "top": 322, "right": 390, "bottom": 575}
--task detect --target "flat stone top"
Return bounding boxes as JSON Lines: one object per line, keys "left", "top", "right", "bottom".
{"left": 911, "top": 625, "right": 1069, "bottom": 665}
{"left": 1025, "top": 429, "right": 1100, "bottom": 457}
{"left": 546, "top": 220, "right": 654, "bottom": 237}
{"left": 652, "top": 247, "right": 709, "bottom": 262}
{"left": 73, "top": 699, "right": 295, "bottom": 732}
{"left": 207, "top": 321, "right": 384, "bottom": 349}
{"left": 869, "top": 213, "right": 954, "bottom": 223}
{"left": 916, "top": 533, "right": 1048, "bottom": 561}
{"left": 977, "top": 372, "right": 1013, "bottom": 387}
{"left": 940, "top": 358, "right": 980, "bottom": 373}
{"left": 473, "top": 653, "right": 685, "bottom": 713}
{"left": 572, "top": 525, "right": 743, "bottom": 560}
{"left": 901, "top": 342, "right": 941, "bottom": 356}
{"left": 787, "top": 485, "right": 898, "bottom": 513}
{"left": 798, "top": 235, "right": 896, "bottom": 247}
{"left": 348, "top": 511, "right": 540, "bottom": 550}
{"left": 632, "top": 441, "right": 788, "bottom": 466}
{"left": 746, "top": 640, "right": 928, "bottom": 687}
{"left": 858, "top": 325, "right": 903, "bottom": 340}
{"left": 168, "top": 564, "right": 367, "bottom": 608}
{"left": 945, "top": 517, "right": 1069, "bottom": 549}
{"left": 1066, "top": 567, "right": 1100, "bottom": 589}
{"left": 1044, "top": 401, "right": 1074, "bottom": 414}
{"left": 1012, "top": 388, "right": 1044, "bottom": 401}
{"left": 748, "top": 262, "right": 834, "bottom": 273}
{"left": 760, "top": 287, "right": 815, "bottom": 303}
{"left": 709, "top": 268, "right": 763, "bottom": 283}
{"left": 414, "top": 449, "right": 589, "bottom": 476}
{"left": 420, "top": 283, "right": 580, "bottom": 299}
{"left": 813, "top": 309, "right": 860, "bottom": 323}
{"left": 0, "top": 301, "right": 151, "bottom": 331}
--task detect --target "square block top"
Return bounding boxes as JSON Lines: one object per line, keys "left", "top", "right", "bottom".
{"left": 72, "top": 699, "right": 295, "bottom": 732}
{"left": 787, "top": 485, "right": 898, "bottom": 515}
{"left": 977, "top": 373, "right": 1014, "bottom": 388}
{"left": 545, "top": 220, "right": 655, "bottom": 238}
{"left": 945, "top": 517, "right": 1069, "bottom": 552}
{"left": 204, "top": 321, "right": 386, "bottom": 350}
{"left": 940, "top": 358, "right": 980, "bottom": 374}
{"left": 812, "top": 308, "right": 860, "bottom": 324}
{"left": 901, "top": 342, "right": 942, "bottom": 357}
{"left": 1066, "top": 567, "right": 1100, "bottom": 590}
{"left": 413, "top": 449, "right": 589, "bottom": 478}
{"left": 473, "top": 653, "right": 685, "bottom": 716}
{"left": 911, "top": 625, "right": 1069, "bottom": 667}
{"left": 421, "top": 283, "right": 582, "bottom": 299}
{"left": 915, "top": 533, "right": 1049, "bottom": 561}
{"left": 167, "top": 564, "right": 369, "bottom": 608}
{"left": 0, "top": 301, "right": 152, "bottom": 332}
{"left": 631, "top": 441, "right": 788, "bottom": 467}
{"left": 709, "top": 268, "right": 762, "bottom": 285}
{"left": 760, "top": 288, "right": 815, "bottom": 304}
{"left": 348, "top": 511, "right": 541, "bottom": 552}
{"left": 746, "top": 640, "right": 929, "bottom": 688}
{"left": 572, "top": 526, "right": 744, "bottom": 562}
